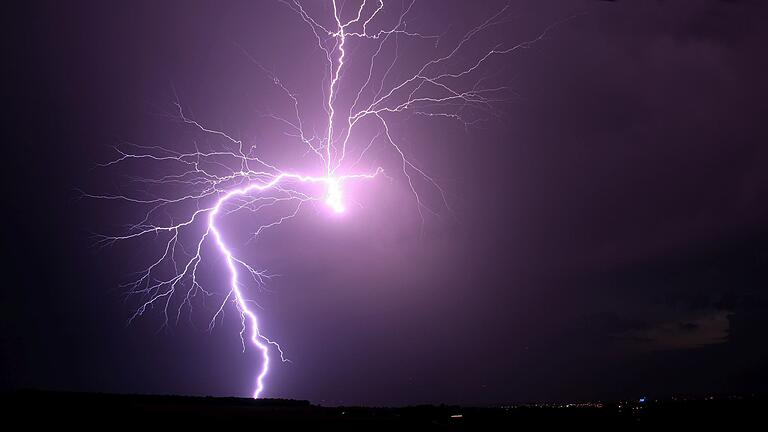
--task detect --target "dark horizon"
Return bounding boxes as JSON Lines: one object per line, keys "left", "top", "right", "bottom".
{"left": 5, "top": 0, "right": 768, "bottom": 406}
{"left": 5, "top": 387, "right": 763, "bottom": 408}
{"left": 4, "top": 390, "right": 767, "bottom": 428}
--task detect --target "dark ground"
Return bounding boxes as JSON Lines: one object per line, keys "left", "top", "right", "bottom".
{"left": 3, "top": 390, "right": 764, "bottom": 429}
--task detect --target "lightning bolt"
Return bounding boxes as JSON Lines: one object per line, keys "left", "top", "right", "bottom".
{"left": 89, "top": 0, "right": 557, "bottom": 398}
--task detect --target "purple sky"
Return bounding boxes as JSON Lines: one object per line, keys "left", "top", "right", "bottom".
{"left": 5, "top": 0, "right": 768, "bottom": 405}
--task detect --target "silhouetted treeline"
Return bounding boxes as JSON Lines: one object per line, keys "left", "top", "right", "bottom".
{"left": 2, "top": 390, "right": 764, "bottom": 429}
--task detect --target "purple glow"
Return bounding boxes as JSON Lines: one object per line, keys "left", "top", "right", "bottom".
{"left": 91, "top": 0, "right": 552, "bottom": 398}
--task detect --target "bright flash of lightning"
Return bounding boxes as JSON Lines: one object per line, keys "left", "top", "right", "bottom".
{"left": 90, "top": 0, "right": 557, "bottom": 398}
{"left": 208, "top": 171, "right": 379, "bottom": 397}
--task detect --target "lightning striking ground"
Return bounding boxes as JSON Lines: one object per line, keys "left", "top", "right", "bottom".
{"left": 91, "top": 0, "right": 554, "bottom": 398}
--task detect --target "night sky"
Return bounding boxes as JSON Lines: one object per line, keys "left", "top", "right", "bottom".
{"left": 5, "top": 0, "right": 768, "bottom": 406}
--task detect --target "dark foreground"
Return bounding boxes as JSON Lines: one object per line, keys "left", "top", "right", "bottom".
{"left": 3, "top": 391, "right": 763, "bottom": 429}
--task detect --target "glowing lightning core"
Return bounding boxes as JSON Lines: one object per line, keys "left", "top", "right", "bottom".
{"left": 92, "top": 0, "right": 556, "bottom": 398}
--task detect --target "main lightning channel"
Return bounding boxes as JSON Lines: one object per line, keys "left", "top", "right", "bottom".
{"left": 208, "top": 171, "right": 380, "bottom": 397}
